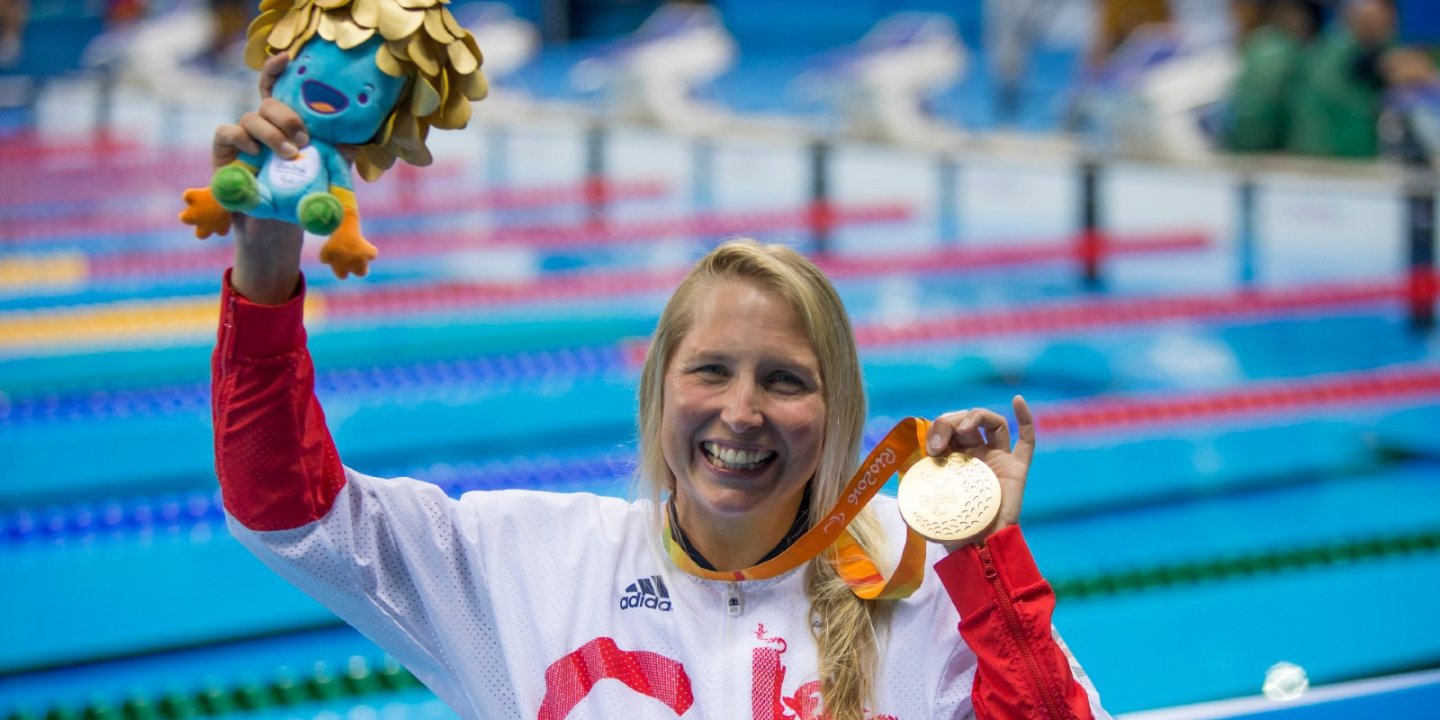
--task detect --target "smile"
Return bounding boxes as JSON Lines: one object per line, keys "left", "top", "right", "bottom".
{"left": 701, "top": 441, "right": 776, "bottom": 472}
{"left": 302, "top": 80, "right": 349, "bottom": 114}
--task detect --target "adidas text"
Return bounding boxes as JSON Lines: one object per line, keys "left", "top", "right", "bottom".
{"left": 620, "top": 575, "right": 672, "bottom": 612}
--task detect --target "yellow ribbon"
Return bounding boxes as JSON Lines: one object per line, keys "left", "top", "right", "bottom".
{"left": 663, "top": 417, "right": 933, "bottom": 600}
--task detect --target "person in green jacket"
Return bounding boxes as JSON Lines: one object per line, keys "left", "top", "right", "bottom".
{"left": 1224, "top": 0, "right": 1324, "bottom": 152}
{"left": 1284, "top": 0, "right": 1395, "bottom": 157}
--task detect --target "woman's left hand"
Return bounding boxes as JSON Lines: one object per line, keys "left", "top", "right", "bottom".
{"left": 924, "top": 395, "right": 1036, "bottom": 546}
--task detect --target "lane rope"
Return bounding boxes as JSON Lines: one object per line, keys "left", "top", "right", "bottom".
{"left": 9, "top": 365, "right": 1440, "bottom": 540}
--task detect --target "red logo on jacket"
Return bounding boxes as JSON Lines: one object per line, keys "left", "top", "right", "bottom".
{"left": 539, "top": 628, "right": 894, "bottom": 719}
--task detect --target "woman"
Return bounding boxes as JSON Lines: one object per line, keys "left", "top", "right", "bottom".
{"left": 213, "top": 54, "right": 1109, "bottom": 719}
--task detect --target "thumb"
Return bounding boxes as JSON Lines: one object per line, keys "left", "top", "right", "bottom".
{"left": 259, "top": 52, "right": 290, "bottom": 100}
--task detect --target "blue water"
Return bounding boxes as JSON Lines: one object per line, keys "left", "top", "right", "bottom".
{"left": 3, "top": 12, "right": 1439, "bottom": 717}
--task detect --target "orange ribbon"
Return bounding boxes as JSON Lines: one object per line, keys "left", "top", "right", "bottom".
{"left": 663, "top": 417, "right": 933, "bottom": 600}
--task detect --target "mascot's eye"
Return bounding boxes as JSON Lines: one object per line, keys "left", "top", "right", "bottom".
{"left": 296, "top": 65, "right": 307, "bottom": 76}
{"left": 357, "top": 92, "right": 370, "bottom": 105}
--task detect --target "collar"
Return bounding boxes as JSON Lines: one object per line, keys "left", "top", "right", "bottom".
{"left": 666, "top": 484, "right": 814, "bottom": 571}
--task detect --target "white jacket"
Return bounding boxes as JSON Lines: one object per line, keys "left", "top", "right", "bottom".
{"left": 230, "top": 472, "right": 1106, "bottom": 719}
{"left": 213, "top": 273, "right": 1109, "bottom": 720}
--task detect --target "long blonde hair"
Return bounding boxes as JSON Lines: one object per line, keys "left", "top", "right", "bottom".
{"left": 636, "top": 239, "right": 892, "bottom": 719}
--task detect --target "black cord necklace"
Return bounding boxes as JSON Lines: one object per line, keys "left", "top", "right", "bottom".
{"left": 667, "top": 484, "right": 814, "bottom": 571}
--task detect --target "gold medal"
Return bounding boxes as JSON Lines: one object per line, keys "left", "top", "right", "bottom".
{"left": 897, "top": 453, "right": 1001, "bottom": 543}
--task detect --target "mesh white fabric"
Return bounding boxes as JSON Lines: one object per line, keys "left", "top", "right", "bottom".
{"left": 230, "top": 469, "right": 1107, "bottom": 719}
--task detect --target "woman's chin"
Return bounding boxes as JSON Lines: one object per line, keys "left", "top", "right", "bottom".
{"left": 692, "top": 486, "right": 772, "bottom": 517}
{"left": 690, "top": 479, "right": 808, "bottom": 523}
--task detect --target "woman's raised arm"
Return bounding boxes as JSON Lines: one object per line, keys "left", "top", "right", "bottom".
{"left": 222, "top": 52, "right": 307, "bottom": 304}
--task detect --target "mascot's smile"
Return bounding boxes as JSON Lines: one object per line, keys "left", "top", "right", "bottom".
{"left": 302, "top": 80, "right": 349, "bottom": 114}
{"left": 181, "top": 6, "right": 489, "bottom": 280}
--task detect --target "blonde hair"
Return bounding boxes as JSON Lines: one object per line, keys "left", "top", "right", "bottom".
{"left": 243, "top": 0, "right": 489, "bottom": 181}
{"left": 637, "top": 239, "right": 892, "bottom": 719}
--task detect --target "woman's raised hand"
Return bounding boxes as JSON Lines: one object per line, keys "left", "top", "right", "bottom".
{"left": 219, "top": 52, "right": 308, "bottom": 304}
{"left": 214, "top": 52, "right": 308, "bottom": 170}
{"left": 924, "top": 395, "right": 1037, "bottom": 544}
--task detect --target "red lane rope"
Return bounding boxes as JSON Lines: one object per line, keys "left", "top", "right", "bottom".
{"left": 0, "top": 161, "right": 215, "bottom": 205}
{"left": 615, "top": 274, "right": 1432, "bottom": 366}
{"left": 0, "top": 135, "right": 143, "bottom": 162}
{"left": 1411, "top": 266, "right": 1440, "bottom": 317}
{"left": 815, "top": 230, "right": 1210, "bottom": 279}
{"left": 1, "top": 152, "right": 211, "bottom": 174}
{"left": 327, "top": 267, "right": 689, "bottom": 318}
{"left": 80, "top": 200, "right": 906, "bottom": 281}
{"left": 375, "top": 202, "right": 912, "bottom": 253}
{"left": 0, "top": 203, "right": 210, "bottom": 242}
{"left": 323, "top": 231, "right": 1211, "bottom": 319}
{"left": 1039, "top": 365, "right": 1440, "bottom": 434}
{"left": 851, "top": 279, "right": 1419, "bottom": 346}
{"left": 0, "top": 160, "right": 468, "bottom": 210}
{"left": 0, "top": 177, "right": 665, "bottom": 245}
{"left": 360, "top": 177, "right": 666, "bottom": 220}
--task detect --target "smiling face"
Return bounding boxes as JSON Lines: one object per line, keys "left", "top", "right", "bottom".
{"left": 662, "top": 279, "right": 827, "bottom": 541}
{"left": 271, "top": 36, "right": 408, "bottom": 145}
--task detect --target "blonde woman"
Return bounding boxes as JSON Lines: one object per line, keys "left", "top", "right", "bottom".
{"left": 214, "top": 58, "right": 1109, "bottom": 720}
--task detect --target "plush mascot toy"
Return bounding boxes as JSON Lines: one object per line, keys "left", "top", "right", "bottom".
{"left": 180, "top": 0, "right": 488, "bottom": 278}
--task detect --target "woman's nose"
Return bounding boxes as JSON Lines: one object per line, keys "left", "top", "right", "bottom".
{"left": 720, "top": 380, "right": 763, "bottom": 432}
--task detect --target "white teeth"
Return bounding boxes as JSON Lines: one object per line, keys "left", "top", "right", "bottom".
{"left": 702, "top": 442, "right": 775, "bottom": 471}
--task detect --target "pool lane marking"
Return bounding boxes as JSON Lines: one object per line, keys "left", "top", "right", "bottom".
{"left": 0, "top": 295, "right": 326, "bottom": 350}
{"left": 0, "top": 268, "right": 1421, "bottom": 352}
{"left": 0, "top": 175, "right": 662, "bottom": 245}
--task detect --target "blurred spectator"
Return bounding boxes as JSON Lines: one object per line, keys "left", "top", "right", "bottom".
{"left": 106, "top": 0, "right": 147, "bottom": 26}
{"left": 1379, "top": 46, "right": 1439, "bottom": 87}
{"left": 1090, "top": 0, "right": 1174, "bottom": 69}
{"left": 1223, "top": 0, "right": 1324, "bottom": 152}
{"left": 0, "top": 0, "right": 26, "bottom": 68}
{"left": 1286, "top": 0, "right": 1436, "bottom": 157}
{"left": 203, "top": 0, "right": 250, "bottom": 68}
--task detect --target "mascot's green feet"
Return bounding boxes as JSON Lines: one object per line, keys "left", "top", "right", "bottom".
{"left": 211, "top": 165, "right": 261, "bottom": 212}
{"left": 209, "top": 167, "right": 343, "bottom": 235}
{"left": 299, "top": 193, "right": 343, "bottom": 235}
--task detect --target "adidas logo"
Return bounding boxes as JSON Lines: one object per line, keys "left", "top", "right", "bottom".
{"left": 620, "top": 575, "right": 672, "bottom": 612}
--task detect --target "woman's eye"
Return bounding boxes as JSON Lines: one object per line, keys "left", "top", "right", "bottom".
{"left": 694, "top": 364, "right": 727, "bottom": 378}
{"left": 769, "top": 371, "right": 807, "bottom": 391}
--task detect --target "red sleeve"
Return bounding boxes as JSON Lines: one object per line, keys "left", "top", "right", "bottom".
{"left": 934, "top": 526, "right": 1094, "bottom": 720}
{"left": 211, "top": 269, "right": 347, "bottom": 531}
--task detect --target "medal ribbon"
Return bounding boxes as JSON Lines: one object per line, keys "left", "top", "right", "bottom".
{"left": 663, "top": 417, "right": 933, "bottom": 600}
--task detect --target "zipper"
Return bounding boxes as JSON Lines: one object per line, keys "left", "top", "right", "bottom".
{"left": 209, "top": 291, "right": 239, "bottom": 491}
{"left": 214, "top": 292, "right": 239, "bottom": 427}
{"left": 979, "top": 545, "right": 1068, "bottom": 720}
{"left": 218, "top": 293, "right": 238, "bottom": 379}
{"left": 722, "top": 581, "right": 742, "bottom": 720}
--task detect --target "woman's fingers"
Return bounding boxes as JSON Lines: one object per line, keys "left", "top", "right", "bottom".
{"left": 953, "top": 409, "right": 1009, "bottom": 454}
{"left": 207, "top": 53, "right": 306, "bottom": 164}
{"left": 1011, "top": 395, "right": 1037, "bottom": 467}
{"left": 239, "top": 108, "right": 300, "bottom": 159}
{"left": 211, "top": 60, "right": 308, "bottom": 168}
{"left": 258, "top": 52, "right": 289, "bottom": 99}
{"left": 927, "top": 408, "right": 1011, "bottom": 454}
{"left": 212, "top": 124, "right": 261, "bottom": 169}
{"left": 926, "top": 410, "right": 966, "bottom": 454}
{"left": 973, "top": 409, "right": 1011, "bottom": 452}
{"left": 924, "top": 399, "right": 1039, "bottom": 540}
{"left": 258, "top": 97, "right": 308, "bottom": 149}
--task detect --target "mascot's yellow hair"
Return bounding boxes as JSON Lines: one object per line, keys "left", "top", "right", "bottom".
{"left": 245, "top": 0, "right": 489, "bottom": 181}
